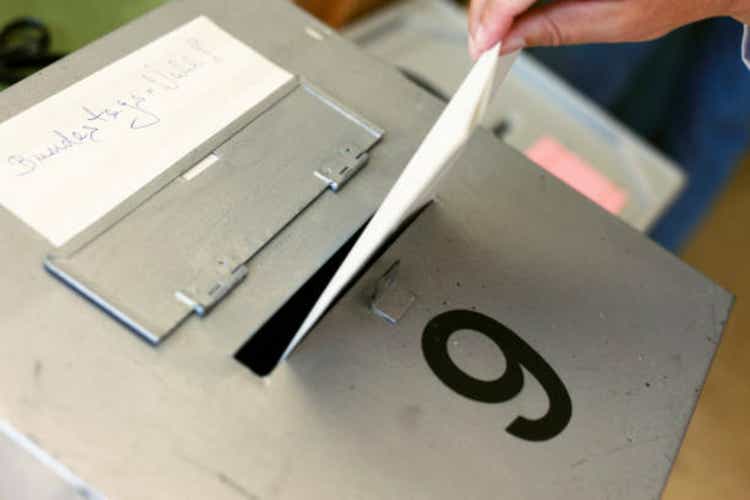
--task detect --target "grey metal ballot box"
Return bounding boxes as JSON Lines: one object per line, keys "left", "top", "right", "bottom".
{"left": 0, "top": 0, "right": 731, "bottom": 499}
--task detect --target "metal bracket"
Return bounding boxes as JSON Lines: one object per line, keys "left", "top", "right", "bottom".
{"left": 315, "top": 145, "right": 370, "bottom": 192}
{"left": 370, "top": 261, "right": 416, "bottom": 325}
{"left": 176, "top": 262, "right": 249, "bottom": 317}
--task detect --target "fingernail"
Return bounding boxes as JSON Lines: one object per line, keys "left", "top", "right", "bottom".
{"left": 468, "top": 33, "right": 477, "bottom": 60}
{"left": 469, "top": 23, "right": 488, "bottom": 61}
{"left": 474, "top": 23, "right": 488, "bottom": 53}
{"left": 501, "top": 35, "right": 525, "bottom": 54}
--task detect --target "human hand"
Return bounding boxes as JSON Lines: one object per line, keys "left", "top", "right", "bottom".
{"left": 468, "top": 0, "right": 750, "bottom": 59}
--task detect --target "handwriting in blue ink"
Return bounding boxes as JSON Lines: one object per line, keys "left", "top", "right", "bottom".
{"left": 7, "top": 37, "right": 221, "bottom": 176}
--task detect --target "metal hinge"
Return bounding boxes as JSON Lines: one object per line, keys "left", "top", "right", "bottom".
{"left": 176, "top": 261, "right": 249, "bottom": 317}
{"left": 315, "top": 145, "right": 370, "bottom": 192}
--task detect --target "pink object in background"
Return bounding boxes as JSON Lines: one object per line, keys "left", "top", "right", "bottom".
{"left": 525, "top": 136, "right": 629, "bottom": 215}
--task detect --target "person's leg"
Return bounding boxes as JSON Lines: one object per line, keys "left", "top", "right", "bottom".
{"left": 649, "top": 18, "right": 750, "bottom": 251}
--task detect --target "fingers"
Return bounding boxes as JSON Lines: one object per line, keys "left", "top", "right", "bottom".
{"left": 472, "top": 0, "right": 728, "bottom": 57}
{"left": 499, "top": 0, "right": 642, "bottom": 54}
{"left": 468, "top": 0, "right": 489, "bottom": 37}
{"left": 468, "top": 0, "right": 536, "bottom": 59}
{"left": 468, "top": 0, "right": 490, "bottom": 59}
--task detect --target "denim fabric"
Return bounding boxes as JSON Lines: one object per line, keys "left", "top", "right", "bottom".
{"left": 530, "top": 18, "right": 750, "bottom": 252}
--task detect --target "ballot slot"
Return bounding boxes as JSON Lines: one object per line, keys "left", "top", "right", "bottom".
{"left": 398, "top": 66, "right": 512, "bottom": 140}
{"left": 235, "top": 203, "right": 429, "bottom": 376}
{"left": 45, "top": 79, "right": 384, "bottom": 345}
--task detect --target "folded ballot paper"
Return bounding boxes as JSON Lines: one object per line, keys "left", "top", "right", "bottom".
{"left": 283, "top": 44, "right": 517, "bottom": 360}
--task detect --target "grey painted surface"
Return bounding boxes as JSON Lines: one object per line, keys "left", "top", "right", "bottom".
{"left": 0, "top": 0, "right": 730, "bottom": 499}
{"left": 0, "top": 423, "right": 101, "bottom": 500}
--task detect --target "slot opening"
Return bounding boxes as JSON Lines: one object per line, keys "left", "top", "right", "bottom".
{"left": 234, "top": 204, "right": 429, "bottom": 376}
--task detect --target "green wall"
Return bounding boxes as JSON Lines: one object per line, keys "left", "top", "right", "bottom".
{"left": 1, "top": 0, "right": 166, "bottom": 52}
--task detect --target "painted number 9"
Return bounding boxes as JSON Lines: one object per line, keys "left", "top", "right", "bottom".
{"left": 422, "top": 310, "right": 572, "bottom": 442}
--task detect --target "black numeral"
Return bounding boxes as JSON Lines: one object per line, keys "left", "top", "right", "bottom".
{"left": 422, "top": 310, "right": 571, "bottom": 441}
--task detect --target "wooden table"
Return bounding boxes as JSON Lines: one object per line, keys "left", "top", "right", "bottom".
{"left": 295, "top": 0, "right": 395, "bottom": 27}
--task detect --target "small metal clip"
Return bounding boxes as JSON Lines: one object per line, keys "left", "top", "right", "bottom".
{"left": 315, "top": 145, "right": 370, "bottom": 192}
{"left": 370, "top": 261, "right": 416, "bottom": 325}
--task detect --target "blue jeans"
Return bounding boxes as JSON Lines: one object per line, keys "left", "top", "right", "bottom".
{"left": 530, "top": 18, "right": 750, "bottom": 252}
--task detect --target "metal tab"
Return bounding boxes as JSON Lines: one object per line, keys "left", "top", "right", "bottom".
{"left": 370, "top": 260, "right": 416, "bottom": 324}
{"left": 315, "top": 146, "right": 370, "bottom": 192}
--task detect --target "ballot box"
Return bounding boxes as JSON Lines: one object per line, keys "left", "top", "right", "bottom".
{"left": 0, "top": 1, "right": 730, "bottom": 499}
{"left": 345, "top": 0, "right": 685, "bottom": 232}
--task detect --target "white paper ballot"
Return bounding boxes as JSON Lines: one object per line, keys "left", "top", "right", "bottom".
{"left": 283, "top": 44, "right": 516, "bottom": 360}
{"left": 0, "top": 16, "right": 292, "bottom": 247}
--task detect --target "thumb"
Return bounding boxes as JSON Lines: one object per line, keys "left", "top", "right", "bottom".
{"left": 500, "top": 1, "right": 631, "bottom": 54}
{"left": 470, "top": 0, "right": 537, "bottom": 59}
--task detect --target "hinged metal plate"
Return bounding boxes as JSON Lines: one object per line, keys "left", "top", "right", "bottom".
{"left": 45, "top": 80, "right": 384, "bottom": 344}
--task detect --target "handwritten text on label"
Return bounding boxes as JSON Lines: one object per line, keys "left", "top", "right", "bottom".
{"left": 7, "top": 38, "right": 224, "bottom": 176}
{"left": 0, "top": 17, "right": 293, "bottom": 247}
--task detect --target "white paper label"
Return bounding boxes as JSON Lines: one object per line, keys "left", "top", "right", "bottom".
{"left": 0, "top": 16, "right": 293, "bottom": 246}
